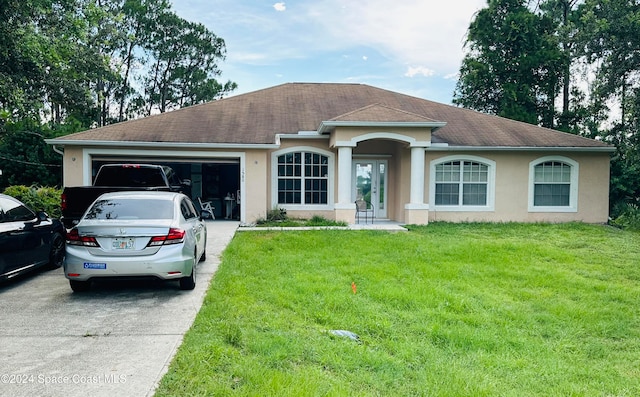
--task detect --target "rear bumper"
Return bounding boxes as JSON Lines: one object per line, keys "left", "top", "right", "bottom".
{"left": 64, "top": 245, "right": 193, "bottom": 282}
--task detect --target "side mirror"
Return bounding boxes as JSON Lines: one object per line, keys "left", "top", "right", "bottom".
{"left": 200, "top": 210, "right": 213, "bottom": 220}
{"left": 36, "top": 211, "right": 49, "bottom": 222}
{"left": 181, "top": 179, "right": 192, "bottom": 187}
{"left": 24, "top": 211, "right": 48, "bottom": 229}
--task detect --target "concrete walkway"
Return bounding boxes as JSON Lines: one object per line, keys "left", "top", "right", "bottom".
{"left": 238, "top": 220, "right": 408, "bottom": 232}
{"left": 0, "top": 220, "right": 239, "bottom": 397}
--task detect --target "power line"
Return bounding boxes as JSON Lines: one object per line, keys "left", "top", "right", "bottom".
{"left": 0, "top": 153, "right": 61, "bottom": 168}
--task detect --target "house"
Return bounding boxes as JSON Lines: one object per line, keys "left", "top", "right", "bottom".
{"left": 46, "top": 83, "right": 614, "bottom": 225}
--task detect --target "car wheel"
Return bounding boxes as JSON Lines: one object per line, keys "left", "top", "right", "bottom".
{"left": 69, "top": 280, "right": 91, "bottom": 292}
{"left": 179, "top": 253, "right": 197, "bottom": 290}
{"left": 47, "top": 232, "right": 65, "bottom": 269}
{"left": 199, "top": 246, "right": 206, "bottom": 262}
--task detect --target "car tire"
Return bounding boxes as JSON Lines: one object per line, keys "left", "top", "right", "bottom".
{"left": 69, "top": 280, "right": 91, "bottom": 292}
{"left": 179, "top": 253, "right": 197, "bottom": 290}
{"left": 199, "top": 246, "right": 206, "bottom": 262}
{"left": 46, "top": 232, "right": 65, "bottom": 270}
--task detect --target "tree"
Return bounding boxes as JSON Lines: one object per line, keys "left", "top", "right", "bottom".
{"left": 86, "top": 0, "right": 172, "bottom": 125}
{"left": 579, "top": 0, "right": 640, "bottom": 209}
{"left": 454, "top": 0, "right": 564, "bottom": 127}
{"left": 455, "top": 0, "right": 640, "bottom": 213}
{"left": 0, "top": 0, "right": 93, "bottom": 122}
{"left": 82, "top": 0, "right": 237, "bottom": 121}
{"left": 537, "top": 0, "right": 583, "bottom": 132}
{"left": 0, "top": 0, "right": 236, "bottom": 188}
{"left": 134, "top": 8, "right": 236, "bottom": 115}
{"left": 0, "top": 122, "right": 66, "bottom": 188}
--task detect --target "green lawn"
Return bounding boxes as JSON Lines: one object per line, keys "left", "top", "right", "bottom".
{"left": 155, "top": 223, "right": 640, "bottom": 396}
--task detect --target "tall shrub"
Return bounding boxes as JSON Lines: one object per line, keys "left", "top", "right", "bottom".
{"left": 3, "top": 185, "right": 62, "bottom": 219}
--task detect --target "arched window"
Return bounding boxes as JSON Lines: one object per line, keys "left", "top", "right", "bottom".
{"left": 430, "top": 156, "right": 495, "bottom": 211}
{"left": 529, "top": 156, "right": 578, "bottom": 212}
{"left": 276, "top": 150, "right": 330, "bottom": 205}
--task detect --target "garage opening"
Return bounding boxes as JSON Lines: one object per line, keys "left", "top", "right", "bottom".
{"left": 91, "top": 157, "right": 240, "bottom": 220}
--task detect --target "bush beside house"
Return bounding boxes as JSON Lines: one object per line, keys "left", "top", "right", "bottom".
{"left": 3, "top": 185, "right": 62, "bottom": 219}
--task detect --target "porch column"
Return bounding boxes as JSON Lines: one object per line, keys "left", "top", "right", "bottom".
{"left": 410, "top": 146, "right": 425, "bottom": 204}
{"left": 334, "top": 146, "right": 355, "bottom": 223}
{"left": 405, "top": 146, "right": 429, "bottom": 224}
{"left": 337, "top": 146, "right": 353, "bottom": 205}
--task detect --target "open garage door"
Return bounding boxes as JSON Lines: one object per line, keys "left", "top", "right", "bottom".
{"left": 91, "top": 156, "right": 240, "bottom": 220}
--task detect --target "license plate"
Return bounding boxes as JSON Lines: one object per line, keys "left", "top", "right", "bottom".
{"left": 112, "top": 238, "right": 135, "bottom": 250}
{"left": 84, "top": 263, "right": 106, "bottom": 270}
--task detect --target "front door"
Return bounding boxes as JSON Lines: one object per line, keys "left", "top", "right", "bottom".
{"left": 353, "top": 160, "right": 388, "bottom": 219}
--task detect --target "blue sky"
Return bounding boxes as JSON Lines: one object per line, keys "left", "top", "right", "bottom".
{"left": 172, "top": 0, "right": 487, "bottom": 104}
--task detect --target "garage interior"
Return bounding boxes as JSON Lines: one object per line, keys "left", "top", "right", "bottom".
{"left": 91, "top": 158, "right": 240, "bottom": 220}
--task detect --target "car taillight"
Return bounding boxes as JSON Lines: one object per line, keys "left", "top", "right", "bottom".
{"left": 66, "top": 229, "right": 99, "bottom": 247}
{"left": 147, "top": 228, "right": 185, "bottom": 247}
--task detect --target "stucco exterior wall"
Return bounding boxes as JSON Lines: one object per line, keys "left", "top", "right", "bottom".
{"left": 425, "top": 151, "right": 611, "bottom": 223}
{"left": 61, "top": 146, "right": 85, "bottom": 186}
{"left": 57, "top": 140, "right": 611, "bottom": 226}
{"left": 243, "top": 150, "right": 268, "bottom": 224}
{"left": 331, "top": 126, "right": 431, "bottom": 146}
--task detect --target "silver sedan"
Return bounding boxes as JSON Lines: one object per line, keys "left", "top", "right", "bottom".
{"left": 64, "top": 191, "right": 208, "bottom": 292}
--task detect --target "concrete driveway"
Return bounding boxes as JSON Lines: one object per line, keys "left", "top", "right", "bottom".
{"left": 0, "top": 221, "right": 238, "bottom": 397}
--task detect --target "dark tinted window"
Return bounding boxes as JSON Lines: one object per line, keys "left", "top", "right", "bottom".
{"left": 0, "top": 197, "right": 35, "bottom": 222}
{"left": 180, "top": 199, "right": 197, "bottom": 220}
{"left": 164, "top": 167, "right": 181, "bottom": 186}
{"left": 84, "top": 198, "right": 174, "bottom": 220}
{"left": 94, "top": 166, "right": 167, "bottom": 187}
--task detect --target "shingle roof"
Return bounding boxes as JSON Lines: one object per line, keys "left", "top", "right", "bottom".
{"left": 331, "top": 103, "right": 442, "bottom": 123}
{"left": 53, "top": 83, "right": 611, "bottom": 149}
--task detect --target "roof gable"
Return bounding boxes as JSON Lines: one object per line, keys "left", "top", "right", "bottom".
{"left": 331, "top": 103, "right": 442, "bottom": 123}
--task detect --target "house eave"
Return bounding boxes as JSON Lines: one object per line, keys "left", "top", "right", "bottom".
{"left": 276, "top": 132, "right": 329, "bottom": 140}
{"left": 44, "top": 139, "right": 281, "bottom": 150}
{"left": 427, "top": 145, "right": 616, "bottom": 153}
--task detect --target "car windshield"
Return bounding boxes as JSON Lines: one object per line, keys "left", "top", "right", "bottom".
{"left": 84, "top": 198, "right": 173, "bottom": 220}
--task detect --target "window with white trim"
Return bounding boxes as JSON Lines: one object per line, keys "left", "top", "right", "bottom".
{"left": 430, "top": 156, "right": 495, "bottom": 211}
{"left": 435, "top": 161, "right": 489, "bottom": 206}
{"left": 529, "top": 157, "right": 578, "bottom": 212}
{"left": 533, "top": 161, "right": 570, "bottom": 206}
{"left": 277, "top": 151, "right": 328, "bottom": 204}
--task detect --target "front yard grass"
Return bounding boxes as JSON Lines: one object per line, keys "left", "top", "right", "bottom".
{"left": 155, "top": 222, "right": 640, "bottom": 396}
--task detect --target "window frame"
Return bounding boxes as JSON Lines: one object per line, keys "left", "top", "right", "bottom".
{"left": 429, "top": 155, "right": 496, "bottom": 212}
{"left": 180, "top": 198, "right": 198, "bottom": 220}
{"left": 528, "top": 156, "right": 579, "bottom": 213}
{"left": 0, "top": 196, "right": 36, "bottom": 223}
{"left": 271, "top": 147, "right": 334, "bottom": 210}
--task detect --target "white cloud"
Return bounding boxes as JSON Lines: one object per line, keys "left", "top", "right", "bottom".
{"left": 405, "top": 66, "right": 435, "bottom": 78}
{"left": 176, "top": 0, "right": 485, "bottom": 74}
{"left": 171, "top": 0, "right": 488, "bottom": 102}
{"left": 305, "top": 0, "right": 485, "bottom": 74}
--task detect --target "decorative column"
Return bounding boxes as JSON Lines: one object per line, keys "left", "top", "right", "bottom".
{"left": 410, "top": 146, "right": 425, "bottom": 204}
{"left": 337, "top": 146, "right": 352, "bottom": 205}
{"left": 405, "top": 146, "right": 429, "bottom": 224}
{"left": 335, "top": 146, "right": 355, "bottom": 223}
